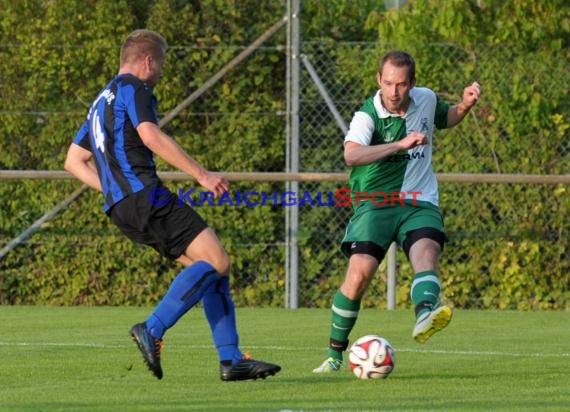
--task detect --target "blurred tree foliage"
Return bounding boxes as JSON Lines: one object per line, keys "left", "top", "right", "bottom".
{"left": 0, "top": 0, "right": 567, "bottom": 309}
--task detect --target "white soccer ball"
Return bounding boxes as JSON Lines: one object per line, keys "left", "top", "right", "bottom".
{"left": 348, "top": 335, "right": 396, "bottom": 379}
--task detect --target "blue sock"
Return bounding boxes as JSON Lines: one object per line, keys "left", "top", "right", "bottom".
{"left": 203, "top": 276, "right": 242, "bottom": 364}
{"left": 146, "top": 261, "right": 221, "bottom": 339}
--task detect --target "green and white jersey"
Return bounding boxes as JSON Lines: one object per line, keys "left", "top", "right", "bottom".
{"left": 345, "top": 87, "right": 450, "bottom": 209}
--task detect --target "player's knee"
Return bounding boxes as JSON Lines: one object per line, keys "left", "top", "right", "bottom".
{"left": 408, "top": 238, "right": 441, "bottom": 266}
{"left": 342, "top": 269, "right": 375, "bottom": 299}
{"left": 403, "top": 228, "right": 444, "bottom": 259}
{"left": 210, "top": 251, "right": 231, "bottom": 276}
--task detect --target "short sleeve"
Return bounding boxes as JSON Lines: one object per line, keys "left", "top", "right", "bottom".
{"left": 344, "top": 111, "right": 375, "bottom": 146}
{"left": 73, "top": 119, "right": 92, "bottom": 151}
{"left": 434, "top": 95, "right": 451, "bottom": 129}
{"left": 126, "top": 83, "right": 158, "bottom": 128}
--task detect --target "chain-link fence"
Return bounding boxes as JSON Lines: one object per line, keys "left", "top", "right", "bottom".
{"left": 1, "top": 14, "right": 568, "bottom": 309}
{"left": 294, "top": 41, "right": 568, "bottom": 309}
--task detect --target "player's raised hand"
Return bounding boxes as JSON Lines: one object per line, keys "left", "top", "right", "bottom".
{"left": 462, "top": 81, "right": 481, "bottom": 109}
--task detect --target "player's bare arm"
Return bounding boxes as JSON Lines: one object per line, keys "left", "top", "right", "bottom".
{"left": 344, "top": 131, "right": 428, "bottom": 167}
{"left": 137, "top": 121, "right": 229, "bottom": 197}
{"left": 447, "top": 81, "right": 481, "bottom": 127}
{"left": 64, "top": 144, "right": 103, "bottom": 192}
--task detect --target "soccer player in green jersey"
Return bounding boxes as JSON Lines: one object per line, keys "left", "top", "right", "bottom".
{"left": 313, "top": 50, "right": 480, "bottom": 373}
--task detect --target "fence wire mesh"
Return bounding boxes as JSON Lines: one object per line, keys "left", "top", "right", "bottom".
{"left": 295, "top": 41, "right": 568, "bottom": 309}
{"left": 1, "top": 36, "right": 568, "bottom": 309}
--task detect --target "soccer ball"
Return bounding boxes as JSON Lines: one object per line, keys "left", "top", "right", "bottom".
{"left": 348, "top": 335, "right": 396, "bottom": 379}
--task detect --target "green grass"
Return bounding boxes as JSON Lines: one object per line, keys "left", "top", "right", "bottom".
{"left": 0, "top": 307, "right": 568, "bottom": 411}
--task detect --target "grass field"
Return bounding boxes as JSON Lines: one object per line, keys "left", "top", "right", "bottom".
{"left": 1, "top": 306, "right": 568, "bottom": 411}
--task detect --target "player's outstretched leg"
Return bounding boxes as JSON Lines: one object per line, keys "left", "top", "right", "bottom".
{"left": 129, "top": 322, "right": 164, "bottom": 379}
{"left": 410, "top": 271, "right": 452, "bottom": 343}
{"left": 412, "top": 305, "right": 453, "bottom": 343}
{"left": 130, "top": 261, "right": 221, "bottom": 379}
{"left": 313, "top": 290, "right": 359, "bottom": 373}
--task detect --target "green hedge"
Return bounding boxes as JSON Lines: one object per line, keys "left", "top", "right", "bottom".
{"left": 0, "top": 0, "right": 568, "bottom": 309}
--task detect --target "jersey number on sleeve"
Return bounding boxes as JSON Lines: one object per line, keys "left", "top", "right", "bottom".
{"left": 92, "top": 111, "right": 105, "bottom": 154}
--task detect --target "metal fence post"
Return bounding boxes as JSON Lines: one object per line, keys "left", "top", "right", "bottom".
{"left": 386, "top": 242, "right": 397, "bottom": 310}
{"left": 286, "top": 0, "right": 301, "bottom": 309}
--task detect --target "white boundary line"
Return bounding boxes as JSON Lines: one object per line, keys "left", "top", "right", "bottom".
{"left": 1, "top": 342, "right": 568, "bottom": 358}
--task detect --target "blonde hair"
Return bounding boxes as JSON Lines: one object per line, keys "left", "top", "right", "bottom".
{"left": 120, "top": 29, "right": 167, "bottom": 66}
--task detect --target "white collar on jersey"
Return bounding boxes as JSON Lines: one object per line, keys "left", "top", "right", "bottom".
{"left": 373, "top": 88, "right": 419, "bottom": 119}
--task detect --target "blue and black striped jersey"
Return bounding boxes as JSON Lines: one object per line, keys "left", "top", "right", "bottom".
{"left": 73, "top": 74, "right": 161, "bottom": 212}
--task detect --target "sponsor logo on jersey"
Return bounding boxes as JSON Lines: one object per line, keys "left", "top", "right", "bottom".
{"left": 383, "top": 151, "right": 425, "bottom": 163}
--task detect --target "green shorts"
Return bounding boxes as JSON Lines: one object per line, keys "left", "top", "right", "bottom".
{"left": 340, "top": 200, "right": 444, "bottom": 258}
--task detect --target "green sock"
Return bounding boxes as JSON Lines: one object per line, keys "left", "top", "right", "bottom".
{"left": 327, "top": 290, "right": 360, "bottom": 361}
{"left": 410, "top": 271, "right": 441, "bottom": 319}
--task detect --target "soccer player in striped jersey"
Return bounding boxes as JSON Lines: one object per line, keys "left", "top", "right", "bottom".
{"left": 65, "top": 29, "right": 280, "bottom": 381}
{"left": 313, "top": 50, "right": 480, "bottom": 373}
